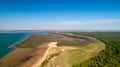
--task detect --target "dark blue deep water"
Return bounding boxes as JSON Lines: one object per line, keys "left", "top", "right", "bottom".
{"left": 0, "top": 32, "right": 47, "bottom": 58}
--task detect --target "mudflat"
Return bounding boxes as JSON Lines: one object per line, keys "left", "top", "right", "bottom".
{"left": 0, "top": 42, "right": 49, "bottom": 67}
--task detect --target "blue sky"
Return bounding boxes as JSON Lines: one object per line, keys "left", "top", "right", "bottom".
{"left": 0, "top": 0, "right": 120, "bottom": 30}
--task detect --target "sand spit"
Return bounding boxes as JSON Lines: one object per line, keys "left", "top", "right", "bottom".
{"left": 31, "top": 42, "right": 57, "bottom": 67}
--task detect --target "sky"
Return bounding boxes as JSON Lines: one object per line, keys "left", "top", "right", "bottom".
{"left": 0, "top": 0, "right": 120, "bottom": 30}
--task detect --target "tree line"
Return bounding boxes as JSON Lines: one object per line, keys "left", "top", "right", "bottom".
{"left": 72, "top": 32, "right": 120, "bottom": 67}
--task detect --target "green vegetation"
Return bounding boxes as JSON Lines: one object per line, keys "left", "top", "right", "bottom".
{"left": 72, "top": 32, "right": 120, "bottom": 67}
{"left": 50, "top": 42, "right": 105, "bottom": 67}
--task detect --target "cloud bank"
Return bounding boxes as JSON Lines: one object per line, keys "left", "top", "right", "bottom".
{"left": 0, "top": 19, "right": 120, "bottom": 30}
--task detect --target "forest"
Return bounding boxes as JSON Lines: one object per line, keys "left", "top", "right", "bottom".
{"left": 72, "top": 32, "right": 120, "bottom": 67}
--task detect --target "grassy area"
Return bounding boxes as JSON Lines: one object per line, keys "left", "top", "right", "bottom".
{"left": 50, "top": 42, "right": 105, "bottom": 67}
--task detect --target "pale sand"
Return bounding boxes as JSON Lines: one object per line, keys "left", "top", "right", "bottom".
{"left": 31, "top": 42, "right": 58, "bottom": 67}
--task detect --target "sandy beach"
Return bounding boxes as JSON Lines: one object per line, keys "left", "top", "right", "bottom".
{"left": 31, "top": 42, "right": 58, "bottom": 67}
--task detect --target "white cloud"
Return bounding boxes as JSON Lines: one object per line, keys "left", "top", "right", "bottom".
{"left": 0, "top": 19, "right": 120, "bottom": 30}
{"left": 55, "top": 19, "right": 120, "bottom": 27}
{"left": 91, "top": 19, "right": 120, "bottom": 23}
{"left": 50, "top": 19, "right": 120, "bottom": 30}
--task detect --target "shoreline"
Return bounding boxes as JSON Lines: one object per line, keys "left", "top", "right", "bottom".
{"left": 8, "top": 34, "right": 31, "bottom": 48}
{"left": 0, "top": 32, "right": 48, "bottom": 59}
{"left": 8, "top": 32, "right": 49, "bottom": 48}
{"left": 0, "top": 34, "right": 31, "bottom": 59}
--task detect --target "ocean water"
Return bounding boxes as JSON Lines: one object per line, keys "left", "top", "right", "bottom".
{"left": 0, "top": 32, "right": 47, "bottom": 58}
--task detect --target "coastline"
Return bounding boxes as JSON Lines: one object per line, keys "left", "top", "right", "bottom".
{"left": 9, "top": 32, "right": 49, "bottom": 48}
{"left": 8, "top": 34, "right": 31, "bottom": 48}
{"left": 0, "top": 32, "right": 48, "bottom": 59}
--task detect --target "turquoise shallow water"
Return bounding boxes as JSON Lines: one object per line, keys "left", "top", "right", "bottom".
{"left": 0, "top": 32, "right": 47, "bottom": 58}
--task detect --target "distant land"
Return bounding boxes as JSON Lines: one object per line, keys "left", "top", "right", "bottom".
{"left": 0, "top": 29, "right": 120, "bottom": 33}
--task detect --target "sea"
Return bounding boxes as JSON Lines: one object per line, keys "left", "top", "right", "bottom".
{"left": 0, "top": 32, "right": 47, "bottom": 59}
